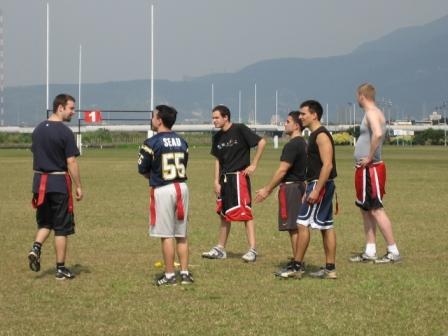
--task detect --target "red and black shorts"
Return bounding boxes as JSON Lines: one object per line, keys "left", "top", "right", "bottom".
{"left": 278, "top": 181, "right": 305, "bottom": 231}
{"left": 355, "top": 162, "right": 386, "bottom": 211}
{"left": 34, "top": 192, "right": 75, "bottom": 236}
{"left": 216, "top": 172, "right": 253, "bottom": 222}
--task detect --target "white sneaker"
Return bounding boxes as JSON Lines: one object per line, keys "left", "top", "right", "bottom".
{"left": 242, "top": 248, "right": 257, "bottom": 262}
{"left": 201, "top": 246, "right": 227, "bottom": 259}
{"left": 349, "top": 252, "right": 377, "bottom": 263}
{"left": 374, "top": 251, "right": 401, "bottom": 264}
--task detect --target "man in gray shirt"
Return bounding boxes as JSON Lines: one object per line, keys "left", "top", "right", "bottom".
{"left": 350, "top": 83, "right": 401, "bottom": 264}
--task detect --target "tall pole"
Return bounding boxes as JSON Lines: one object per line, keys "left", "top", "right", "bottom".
{"left": 444, "top": 103, "right": 447, "bottom": 147}
{"left": 444, "top": 109, "right": 446, "bottom": 147}
{"left": 254, "top": 83, "right": 257, "bottom": 125}
{"left": 78, "top": 44, "right": 82, "bottom": 121}
{"left": 238, "top": 90, "right": 241, "bottom": 123}
{"left": 275, "top": 90, "right": 278, "bottom": 125}
{"left": 150, "top": 4, "right": 154, "bottom": 111}
{"left": 326, "top": 103, "right": 329, "bottom": 127}
{"left": 46, "top": 2, "right": 50, "bottom": 112}
{"left": 0, "top": 10, "right": 4, "bottom": 126}
{"left": 211, "top": 83, "right": 214, "bottom": 109}
{"left": 353, "top": 103, "right": 356, "bottom": 146}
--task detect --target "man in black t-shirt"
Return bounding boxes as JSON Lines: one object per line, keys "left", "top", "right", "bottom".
{"left": 27, "top": 94, "right": 83, "bottom": 280}
{"left": 202, "top": 105, "right": 266, "bottom": 262}
{"left": 255, "top": 111, "right": 307, "bottom": 277}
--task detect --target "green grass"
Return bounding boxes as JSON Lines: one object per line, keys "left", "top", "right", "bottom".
{"left": 1, "top": 145, "right": 447, "bottom": 335}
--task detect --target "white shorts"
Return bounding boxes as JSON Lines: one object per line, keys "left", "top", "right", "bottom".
{"left": 149, "top": 182, "right": 189, "bottom": 238}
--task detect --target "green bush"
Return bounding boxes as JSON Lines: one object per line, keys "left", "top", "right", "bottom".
{"left": 0, "top": 133, "right": 32, "bottom": 144}
{"left": 332, "top": 132, "right": 353, "bottom": 145}
{"left": 413, "top": 129, "right": 445, "bottom": 145}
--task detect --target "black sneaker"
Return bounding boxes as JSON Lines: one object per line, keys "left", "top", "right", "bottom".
{"left": 28, "top": 247, "right": 41, "bottom": 272}
{"left": 155, "top": 274, "right": 177, "bottom": 286}
{"left": 180, "top": 273, "right": 194, "bottom": 285}
{"left": 276, "top": 262, "right": 306, "bottom": 279}
{"left": 55, "top": 267, "right": 76, "bottom": 280}
{"left": 273, "top": 260, "right": 294, "bottom": 276}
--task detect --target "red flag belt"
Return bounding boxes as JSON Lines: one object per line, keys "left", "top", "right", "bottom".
{"left": 32, "top": 172, "right": 73, "bottom": 214}
{"left": 173, "top": 182, "right": 185, "bottom": 221}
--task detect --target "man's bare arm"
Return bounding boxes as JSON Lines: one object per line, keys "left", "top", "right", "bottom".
{"left": 67, "top": 156, "right": 83, "bottom": 201}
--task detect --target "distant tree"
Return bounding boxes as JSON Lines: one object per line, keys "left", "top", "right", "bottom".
{"left": 413, "top": 129, "right": 445, "bottom": 145}
{"left": 347, "top": 126, "right": 360, "bottom": 139}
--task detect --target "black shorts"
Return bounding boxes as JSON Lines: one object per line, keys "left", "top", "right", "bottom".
{"left": 217, "top": 172, "right": 253, "bottom": 222}
{"left": 278, "top": 182, "right": 305, "bottom": 231}
{"left": 34, "top": 192, "right": 75, "bottom": 236}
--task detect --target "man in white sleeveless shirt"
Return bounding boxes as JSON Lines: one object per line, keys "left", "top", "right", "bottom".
{"left": 350, "top": 83, "right": 401, "bottom": 264}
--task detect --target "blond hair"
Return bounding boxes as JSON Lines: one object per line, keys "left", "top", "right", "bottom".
{"left": 357, "top": 83, "right": 376, "bottom": 101}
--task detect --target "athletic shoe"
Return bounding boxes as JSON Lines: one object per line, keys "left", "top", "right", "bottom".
{"left": 155, "top": 274, "right": 177, "bottom": 286}
{"left": 274, "top": 260, "right": 295, "bottom": 276}
{"left": 28, "top": 247, "right": 41, "bottom": 272}
{"left": 349, "top": 252, "right": 377, "bottom": 263}
{"left": 180, "top": 273, "right": 194, "bottom": 285}
{"left": 309, "top": 267, "right": 337, "bottom": 279}
{"left": 55, "top": 267, "right": 76, "bottom": 280}
{"left": 276, "top": 262, "right": 305, "bottom": 279}
{"left": 374, "top": 252, "right": 401, "bottom": 264}
{"left": 242, "top": 248, "right": 257, "bottom": 262}
{"left": 202, "top": 246, "right": 227, "bottom": 259}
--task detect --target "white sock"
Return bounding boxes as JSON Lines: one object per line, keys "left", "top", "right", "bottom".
{"left": 165, "top": 272, "right": 175, "bottom": 279}
{"left": 387, "top": 244, "right": 399, "bottom": 255}
{"left": 365, "top": 243, "right": 376, "bottom": 256}
{"left": 180, "top": 270, "right": 189, "bottom": 276}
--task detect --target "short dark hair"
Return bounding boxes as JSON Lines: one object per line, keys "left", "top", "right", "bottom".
{"left": 288, "top": 110, "right": 303, "bottom": 130}
{"left": 53, "top": 94, "right": 75, "bottom": 114}
{"left": 155, "top": 104, "right": 177, "bottom": 129}
{"left": 300, "top": 100, "right": 323, "bottom": 121}
{"left": 212, "top": 105, "right": 231, "bottom": 121}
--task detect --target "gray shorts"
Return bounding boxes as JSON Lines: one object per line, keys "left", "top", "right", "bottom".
{"left": 278, "top": 182, "right": 305, "bottom": 231}
{"left": 149, "top": 182, "right": 189, "bottom": 238}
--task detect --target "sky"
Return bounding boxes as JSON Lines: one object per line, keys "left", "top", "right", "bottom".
{"left": 2, "top": 0, "right": 448, "bottom": 87}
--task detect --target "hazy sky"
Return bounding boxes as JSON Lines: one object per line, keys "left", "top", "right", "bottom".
{"left": 2, "top": 0, "right": 448, "bottom": 87}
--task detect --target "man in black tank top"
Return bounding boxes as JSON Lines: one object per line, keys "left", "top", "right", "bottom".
{"left": 295, "top": 100, "right": 338, "bottom": 279}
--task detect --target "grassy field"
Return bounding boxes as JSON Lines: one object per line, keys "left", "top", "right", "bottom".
{"left": 0, "top": 145, "right": 447, "bottom": 335}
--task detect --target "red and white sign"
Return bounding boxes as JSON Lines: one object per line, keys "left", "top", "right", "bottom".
{"left": 84, "top": 110, "right": 103, "bottom": 123}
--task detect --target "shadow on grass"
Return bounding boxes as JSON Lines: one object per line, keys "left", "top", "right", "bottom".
{"left": 34, "top": 263, "right": 91, "bottom": 279}
{"left": 226, "top": 251, "right": 244, "bottom": 258}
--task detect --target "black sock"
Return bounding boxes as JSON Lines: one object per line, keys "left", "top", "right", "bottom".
{"left": 326, "top": 263, "right": 335, "bottom": 271}
{"left": 56, "top": 262, "right": 65, "bottom": 269}
{"left": 294, "top": 261, "right": 303, "bottom": 269}
{"left": 33, "top": 242, "right": 42, "bottom": 251}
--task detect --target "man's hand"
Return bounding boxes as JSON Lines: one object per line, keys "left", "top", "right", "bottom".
{"left": 255, "top": 187, "right": 270, "bottom": 203}
{"left": 357, "top": 157, "right": 372, "bottom": 167}
{"left": 75, "top": 187, "right": 83, "bottom": 201}
{"left": 214, "top": 181, "right": 221, "bottom": 195}
{"left": 307, "top": 189, "right": 320, "bottom": 204}
{"left": 242, "top": 164, "right": 256, "bottom": 176}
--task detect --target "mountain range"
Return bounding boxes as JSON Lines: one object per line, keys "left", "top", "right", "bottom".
{"left": 3, "top": 14, "right": 448, "bottom": 126}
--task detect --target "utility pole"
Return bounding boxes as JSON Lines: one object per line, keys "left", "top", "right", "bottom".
{"left": 238, "top": 90, "right": 241, "bottom": 123}
{"left": 254, "top": 83, "right": 257, "bottom": 125}
{"left": 0, "top": 10, "right": 4, "bottom": 126}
